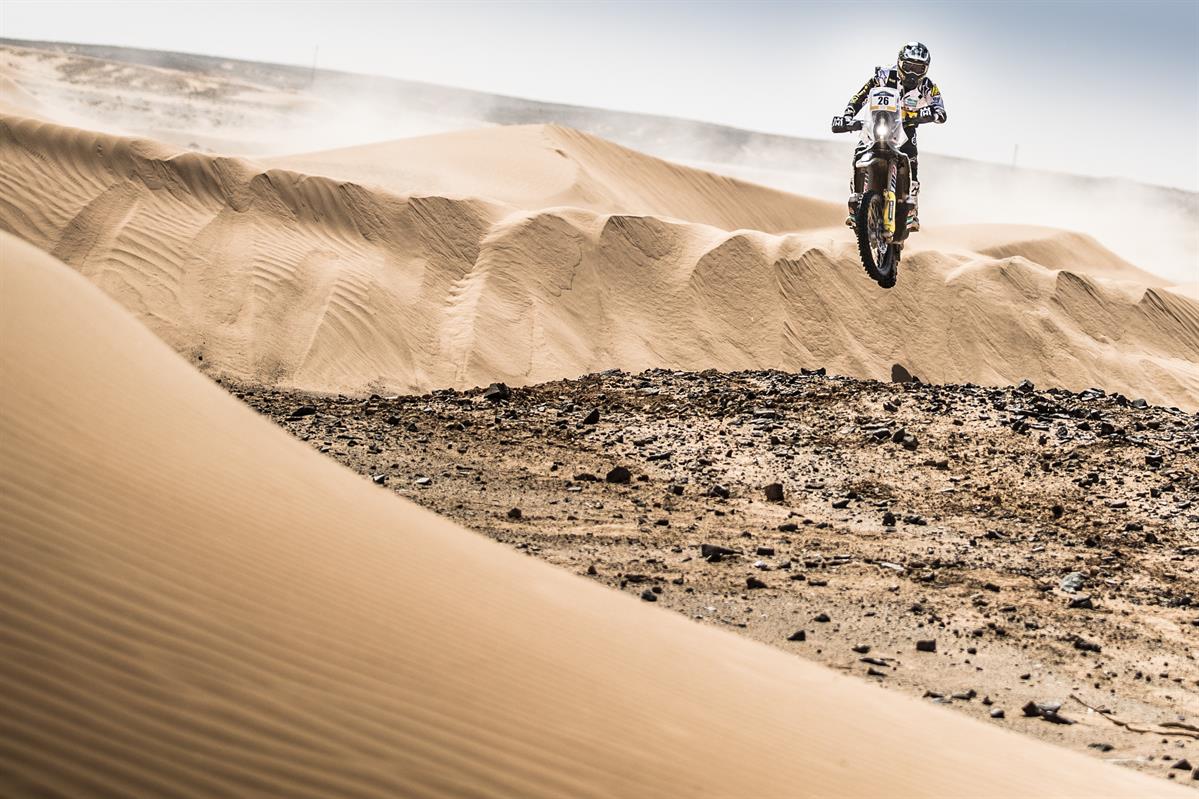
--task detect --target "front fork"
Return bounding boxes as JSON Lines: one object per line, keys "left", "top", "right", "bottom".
{"left": 882, "top": 162, "right": 898, "bottom": 237}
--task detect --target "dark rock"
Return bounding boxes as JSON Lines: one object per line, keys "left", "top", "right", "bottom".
{"left": 701, "top": 543, "right": 738, "bottom": 559}
{"left": 483, "top": 382, "right": 511, "bottom": 402}
{"left": 708, "top": 484, "right": 731, "bottom": 499}
{"left": 916, "top": 640, "right": 937, "bottom": 652}
{"left": 801, "top": 367, "right": 826, "bottom": 376}
{"left": 882, "top": 511, "right": 896, "bottom": 526}
{"left": 832, "top": 498, "right": 851, "bottom": 509}
{"left": 1017, "top": 379, "right": 1035, "bottom": 394}
{"left": 1088, "top": 743, "right": 1114, "bottom": 752}
{"left": 1068, "top": 595, "right": 1094, "bottom": 610}
{"left": 586, "top": 564, "right": 598, "bottom": 576}
{"left": 640, "top": 589, "right": 657, "bottom": 602}
{"left": 1072, "top": 636, "right": 1102, "bottom": 653}
{"left": 573, "top": 472, "right": 599, "bottom": 482}
{"left": 1172, "top": 759, "right": 1192, "bottom": 771}
{"left": 606, "top": 466, "right": 632, "bottom": 484}
{"left": 891, "top": 364, "right": 914, "bottom": 383}
{"left": 414, "top": 476, "right": 432, "bottom": 487}
{"left": 990, "top": 709, "right": 1005, "bottom": 719}
{"left": 371, "top": 474, "right": 387, "bottom": 485}
{"left": 777, "top": 522, "right": 799, "bottom": 532}
{"left": 746, "top": 576, "right": 769, "bottom": 590}
{"left": 852, "top": 644, "right": 871, "bottom": 654}
{"left": 507, "top": 507, "right": 522, "bottom": 520}
{"left": 764, "top": 482, "right": 785, "bottom": 502}
{"left": 582, "top": 408, "right": 601, "bottom": 424}
{"left": 787, "top": 630, "right": 807, "bottom": 642}
{"left": 1145, "top": 451, "right": 1164, "bottom": 467}
{"left": 756, "top": 546, "right": 775, "bottom": 557}
{"left": 289, "top": 405, "right": 318, "bottom": 418}
{"left": 814, "top": 613, "right": 831, "bottom": 623}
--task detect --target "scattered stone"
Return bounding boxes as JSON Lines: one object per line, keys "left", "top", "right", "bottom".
{"left": 764, "top": 482, "right": 785, "bottom": 502}
{"left": 1072, "top": 636, "right": 1102, "bottom": 653}
{"left": 891, "top": 364, "right": 914, "bottom": 383}
{"left": 414, "top": 476, "right": 433, "bottom": 487}
{"left": 289, "top": 405, "right": 317, "bottom": 418}
{"left": 756, "top": 546, "right": 775, "bottom": 556}
{"left": 787, "top": 630, "right": 806, "bottom": 642}
{"left": 606, "top": 466, "right": 632, "bottom": 484}
{"left": 1068, "top": 595, "right": 1094, "bottom": 610}
{"left": 882, "top": 510, "right": 896, "bottom": 526}
{"left": 746, "top": 576, "right": 769, "bottom": 590}
{"left": 852, "top": 644, "right": 871, "bottom": 654}
{"left": 573, "top": 472, "right": 599, "bottom": 482}
{"left": 916, "top": 639, "right": 937, "bottom": 653}
{"left": 1017, "top": 379, "right": 1035, "bottom": 394}
{"left": 832, "top": 498, "right": 851, "bottom": 509}
{"left": 586, "top": 564, "right": 598, "bottom": 576}
{"left": 371, "top": 474, "right": 387, "bottom": 485}
{"left": 1088, "top": 743, "right": 1114, "bottom": 752}
{"left": 814, "top": 613, "right": 831, "bottom": 623}
{"left": 507, "top": 507, "right": 522, "bottom": 520}
{"left": 1172, "top": 759, "right": 1192, "bottom": 771}
{"left": 990, "top": 709, "right": 1005, "bottom": 719}
{"left": 482, "top": 382, "right": 511, "bottom": 402}
{"left": 1022, "top": 701, "right": 1075, "bottom": 724}
{"left": 1060, "top": 572, "right": 1086, "bottom": 593}
{"left": 640, "top": 589, "right": 657, "bottom": 602}
{"left": 708, "top": 484, "right": 731, "bottom": 499}
{"left": 701, "top": 543, "right": 738, "bottom": 559}
{"left": 582, "top": 408, "right": 600, "bottom": 424}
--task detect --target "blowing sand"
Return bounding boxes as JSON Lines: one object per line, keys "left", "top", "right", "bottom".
{"left": 2, "top": 232, "right": 1189, "bottom": 797}
{"left": 1, "top": 112, "right": 1197, "bottom": 408}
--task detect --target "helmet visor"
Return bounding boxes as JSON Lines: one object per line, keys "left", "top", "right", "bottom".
{"left": 900, "top": 59, "right": 928, "bottom": 79}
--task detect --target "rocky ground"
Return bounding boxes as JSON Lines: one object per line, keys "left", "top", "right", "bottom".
{"left": 233, "top": 368, "right": 1199, "bottom": 785}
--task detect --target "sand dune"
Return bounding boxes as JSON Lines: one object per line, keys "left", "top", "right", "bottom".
{"left": 270, "top": 125, "right": 843, "bottom": 233}
{"left": 2, "top": 111, "right": 1197, "bottom": 408}
{"left": 1, "top": 232, "right": 1184, "bottom": 797}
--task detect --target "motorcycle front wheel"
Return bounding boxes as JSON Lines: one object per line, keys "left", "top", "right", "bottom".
{"left": 855, "top": 190, "right": 899, "bottom": 289}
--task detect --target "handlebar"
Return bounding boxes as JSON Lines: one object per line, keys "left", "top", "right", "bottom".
{"left": 831, "top": 117, "right": 863, "bottom": 134}
{"left": 831, "top": 112, "right": 940, "bottom": 134}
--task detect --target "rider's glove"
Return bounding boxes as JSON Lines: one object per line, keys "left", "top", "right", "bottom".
{"left": 831, "top": 115, "right": 849, "bottom": 132}
{"left": 932, "top": 107, "right": 947, "bottom": 123}
{"left": 917, "top": 107, "right": 935, "bottom": 123}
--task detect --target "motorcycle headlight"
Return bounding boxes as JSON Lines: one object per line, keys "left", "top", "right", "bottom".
{"left": 875, "top": 119, "right": 890, "bottom": 140}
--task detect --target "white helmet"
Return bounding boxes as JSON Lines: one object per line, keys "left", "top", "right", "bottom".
{"left": 897, "top": 42, "right": 931, "bottom": 86}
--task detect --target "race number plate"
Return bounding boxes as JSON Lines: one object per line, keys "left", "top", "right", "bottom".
{"left": 868, "top": 87, "right": 900, "bottom": 112}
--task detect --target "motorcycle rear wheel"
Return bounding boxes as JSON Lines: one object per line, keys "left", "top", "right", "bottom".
{"left": 855, "top": 190, "right": 899, "bottom": 289}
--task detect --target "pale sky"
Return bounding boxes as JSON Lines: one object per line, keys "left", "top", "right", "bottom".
{"left": 3, "top": 0, "right": 1198, "bottom": 190}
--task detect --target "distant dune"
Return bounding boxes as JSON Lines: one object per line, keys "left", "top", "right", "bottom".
{"left": 2, "top": 112, "right": 1196, "bottom": 407}
{"left": 1, "top": 232, "right": 1183, "bottom": 798}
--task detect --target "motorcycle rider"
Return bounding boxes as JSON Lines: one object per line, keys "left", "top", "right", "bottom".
{"left": 833, "top": 42, "right": 946, "bottom": 232}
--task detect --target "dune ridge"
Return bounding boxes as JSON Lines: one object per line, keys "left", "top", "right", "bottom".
{"left": 0, "top": 232, "right": 1185, "bottom": 798}
{"left": 2, "top": 111, "right": 1197, "bottom": 408}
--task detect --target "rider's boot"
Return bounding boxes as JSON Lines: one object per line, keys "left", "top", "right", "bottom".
{"left": 846, "top": 191, "right": 861, "bottom": 229}
{"left": 906, "top": 180, "right": 921, "bottom": 232}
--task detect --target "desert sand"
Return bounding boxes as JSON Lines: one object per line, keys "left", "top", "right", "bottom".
{"left": 1, "top": 111, "right": 1197, "bottom": 408}
{"left": 2, "top": 232, "right": 1187, "bottom": 798}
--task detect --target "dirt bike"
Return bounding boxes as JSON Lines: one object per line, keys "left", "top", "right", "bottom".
{"left": 831, "top": 86, "right": 933, "bottom": 289}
